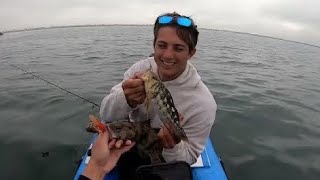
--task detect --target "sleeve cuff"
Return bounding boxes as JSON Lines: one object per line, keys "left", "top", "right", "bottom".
{"left": 162, "top": 141, "right": 185, "bottom": 161}
{"left": 163, "top": 140, "right": 184, "bottom": 152}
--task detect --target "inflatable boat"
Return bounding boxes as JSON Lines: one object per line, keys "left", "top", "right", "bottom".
{"left": 74, "top": 136, "right": 228, "bottom": 180}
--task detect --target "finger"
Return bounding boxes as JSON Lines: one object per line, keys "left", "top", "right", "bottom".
{"left": 100, "top": 130, "right": 109, "bottom": 144}
{"left": 108, "top": 139, "right": 116, "bottom": 149}
{"left": 158, "top": 128, "right": 164, "bottom": 138}
{"left": 158, "top": 129, "right": 168, "bottom": 147}
{"left": 133, "top": 94, "right": 146, "bottom": 104}
{"left": 115, "top": 140, "right": 124, "bottom": 148}
{"left": 95, "top": 131, "right": 105, "bottom": 145}
{"left": 134, "top": 72, "right": 144, "bottom": 79}
{"left": 124, "top": 88, "right": 145, "bottom": 104}
{"left": 126, "top": 93, "right": 146, "bottom": 108}
{"left": 92, "top": 133, "right": 105, "bottom": 152}
{"left": 125, "top": 140, "right": 132, "bottom": 146}
{"left": 162, "top": 127, "right": 176, "bottom": 149}
{"left": 127, "top": 91, "right": 146, "bottom": 101}
{"left": 127, "top": 94, "right": 146, "bottom": 107}
{"left": 123, "top": 79, "right": 144, "bottom": 88}
{"left": 161, "top": 136, "right": 170, "bottom": 149}
{"left": 124, "top": 85, "right": 145, "bottom": 96}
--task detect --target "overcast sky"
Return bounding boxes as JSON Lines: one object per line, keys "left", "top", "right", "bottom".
{"left": 1, "top": 0, "right": 319, "bottom": 46}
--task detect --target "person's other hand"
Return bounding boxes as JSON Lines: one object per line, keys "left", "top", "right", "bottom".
{"left": 122, "top": 73, "right": 146, "bottom": 108}
{"left": 158, "top": 113, "right": 184, "bottom": 149}
{"left": 83, "top": 131, "right": 135, "bottom": 180}
{"left": 92, "top": 132, "right": 135, "bottom": 173}
{"left": 158, "top": 125, "right": 178, "bottom": 149}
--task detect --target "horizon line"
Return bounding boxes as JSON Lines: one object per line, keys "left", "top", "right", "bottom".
{"left": 1, "top": 24, "right": 319, "bottom": 49}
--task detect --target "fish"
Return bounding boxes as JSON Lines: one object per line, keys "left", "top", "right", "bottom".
{"left": 86, "top": 115, "right": 164, "bottom": 164}
{"left": 140, "top": 70, "right": 188, "bottom": 143}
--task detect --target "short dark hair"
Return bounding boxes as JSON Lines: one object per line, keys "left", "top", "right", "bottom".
{"left": 153, "top": 12, "right": 199, "bottom": 52}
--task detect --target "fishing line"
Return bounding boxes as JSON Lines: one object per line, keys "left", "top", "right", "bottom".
{"left": 9, "top": 63, "right": 101, "bottom": 108}
{"left": 9, "top": 63, "right": 102, "bottom": 164}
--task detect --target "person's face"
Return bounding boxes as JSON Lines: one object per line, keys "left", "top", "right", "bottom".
{"left": 154, "top": 26, "right": 196, "bottom": 81}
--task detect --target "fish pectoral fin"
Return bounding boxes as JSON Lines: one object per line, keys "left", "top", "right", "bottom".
{"left": 161, "top": 119, "right": 178, "bottom": 137}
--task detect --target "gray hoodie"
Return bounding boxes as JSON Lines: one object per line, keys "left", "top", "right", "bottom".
{"left": 100, "top": 57, "right": 217, "bottom": 164}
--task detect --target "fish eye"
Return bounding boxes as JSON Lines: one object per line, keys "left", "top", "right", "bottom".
{"left": 116, "top": 128, "right": 121, "bottom": 132}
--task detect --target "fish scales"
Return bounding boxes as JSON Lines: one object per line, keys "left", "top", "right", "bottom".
{"left": 157, "top": 84, "right": 179, "bottom": 123}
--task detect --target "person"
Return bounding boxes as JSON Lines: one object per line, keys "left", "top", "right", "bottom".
{"left": 99, "top": 12, "right": 217, "bottom": 178}
{"left": 79, "top": 131, "right": 135, "bottom": 180}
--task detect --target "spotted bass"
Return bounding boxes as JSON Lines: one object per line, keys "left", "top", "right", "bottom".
{"left": 86, "top": 115, "right": 164, "bottom": 164}
{"left": 141, "top": 70, "right": 188, "bottom": 143}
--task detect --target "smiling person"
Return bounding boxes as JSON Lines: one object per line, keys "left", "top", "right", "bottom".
{"left": 100, "top": 12, "right": 217, "bottom": 179}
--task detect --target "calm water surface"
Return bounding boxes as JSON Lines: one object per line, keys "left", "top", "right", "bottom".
{"left": 0, "top": 26, "right": 319, "bottom": 180}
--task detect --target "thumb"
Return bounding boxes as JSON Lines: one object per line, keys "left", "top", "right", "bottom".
{"left": 134, "top": 72, "right": 144, "bottom": 79}
{"left": 98, "top": 129, "right": 110, "bottom": 145}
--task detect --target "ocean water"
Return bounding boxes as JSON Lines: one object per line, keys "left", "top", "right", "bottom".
{"left": 0, "top": 26, "right": 319, "bottom": 180}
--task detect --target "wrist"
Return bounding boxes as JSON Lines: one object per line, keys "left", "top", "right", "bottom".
{"left": 82, "top": 161, "right": 106, "bottom": 180}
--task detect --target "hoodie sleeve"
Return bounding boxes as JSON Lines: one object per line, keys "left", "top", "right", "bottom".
{"left": 162, "top": 101, "right": 217, "bottom": 164}
{"left": 99, "top": 58, "right": 151, "bottom": 122}
{"left": 99, "top": 82, "right": 134, "bottom": 122}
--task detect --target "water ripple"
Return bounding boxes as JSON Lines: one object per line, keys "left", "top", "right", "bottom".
{"left": 1, "top": 26, "right": 320, "bottom": 180}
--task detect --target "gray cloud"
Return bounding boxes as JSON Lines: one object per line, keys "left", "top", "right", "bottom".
{"left": 0, "top": 0, "right": 319, "bottom": 46}
{"left": 260, "top": 0, "right": 320, "bottom": 29}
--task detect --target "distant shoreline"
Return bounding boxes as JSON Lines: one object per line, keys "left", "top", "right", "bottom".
{"left": 2, "top": 24, "right": 319, "bottom": 49}
{"left": 2, "top": 24, "right": 151, "bottom": 33}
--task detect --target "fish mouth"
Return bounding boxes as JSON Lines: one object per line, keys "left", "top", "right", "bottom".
{"left": 106, "top": 125, "right": 118, "bottom": 139}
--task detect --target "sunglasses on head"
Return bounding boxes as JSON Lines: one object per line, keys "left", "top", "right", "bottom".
{"left": 158, "top": 15, "right": 194, "bottom": 27}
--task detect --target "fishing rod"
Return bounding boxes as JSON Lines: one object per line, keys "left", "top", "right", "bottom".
{"left": 9, "top": 63, "right": 101, "bottom": 108}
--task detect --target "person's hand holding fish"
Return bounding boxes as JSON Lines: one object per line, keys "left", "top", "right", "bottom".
{"left": 158, "top": 113, "right": 185, "bottom": 149}
{"left": 122, "top": 73, "right": 146, "bottom": 108}
{"left": 86, "top": 115, "right": 134, "bottom": 148}
{"left": 83, "top": 126, "right": 135, "bottom": 180}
